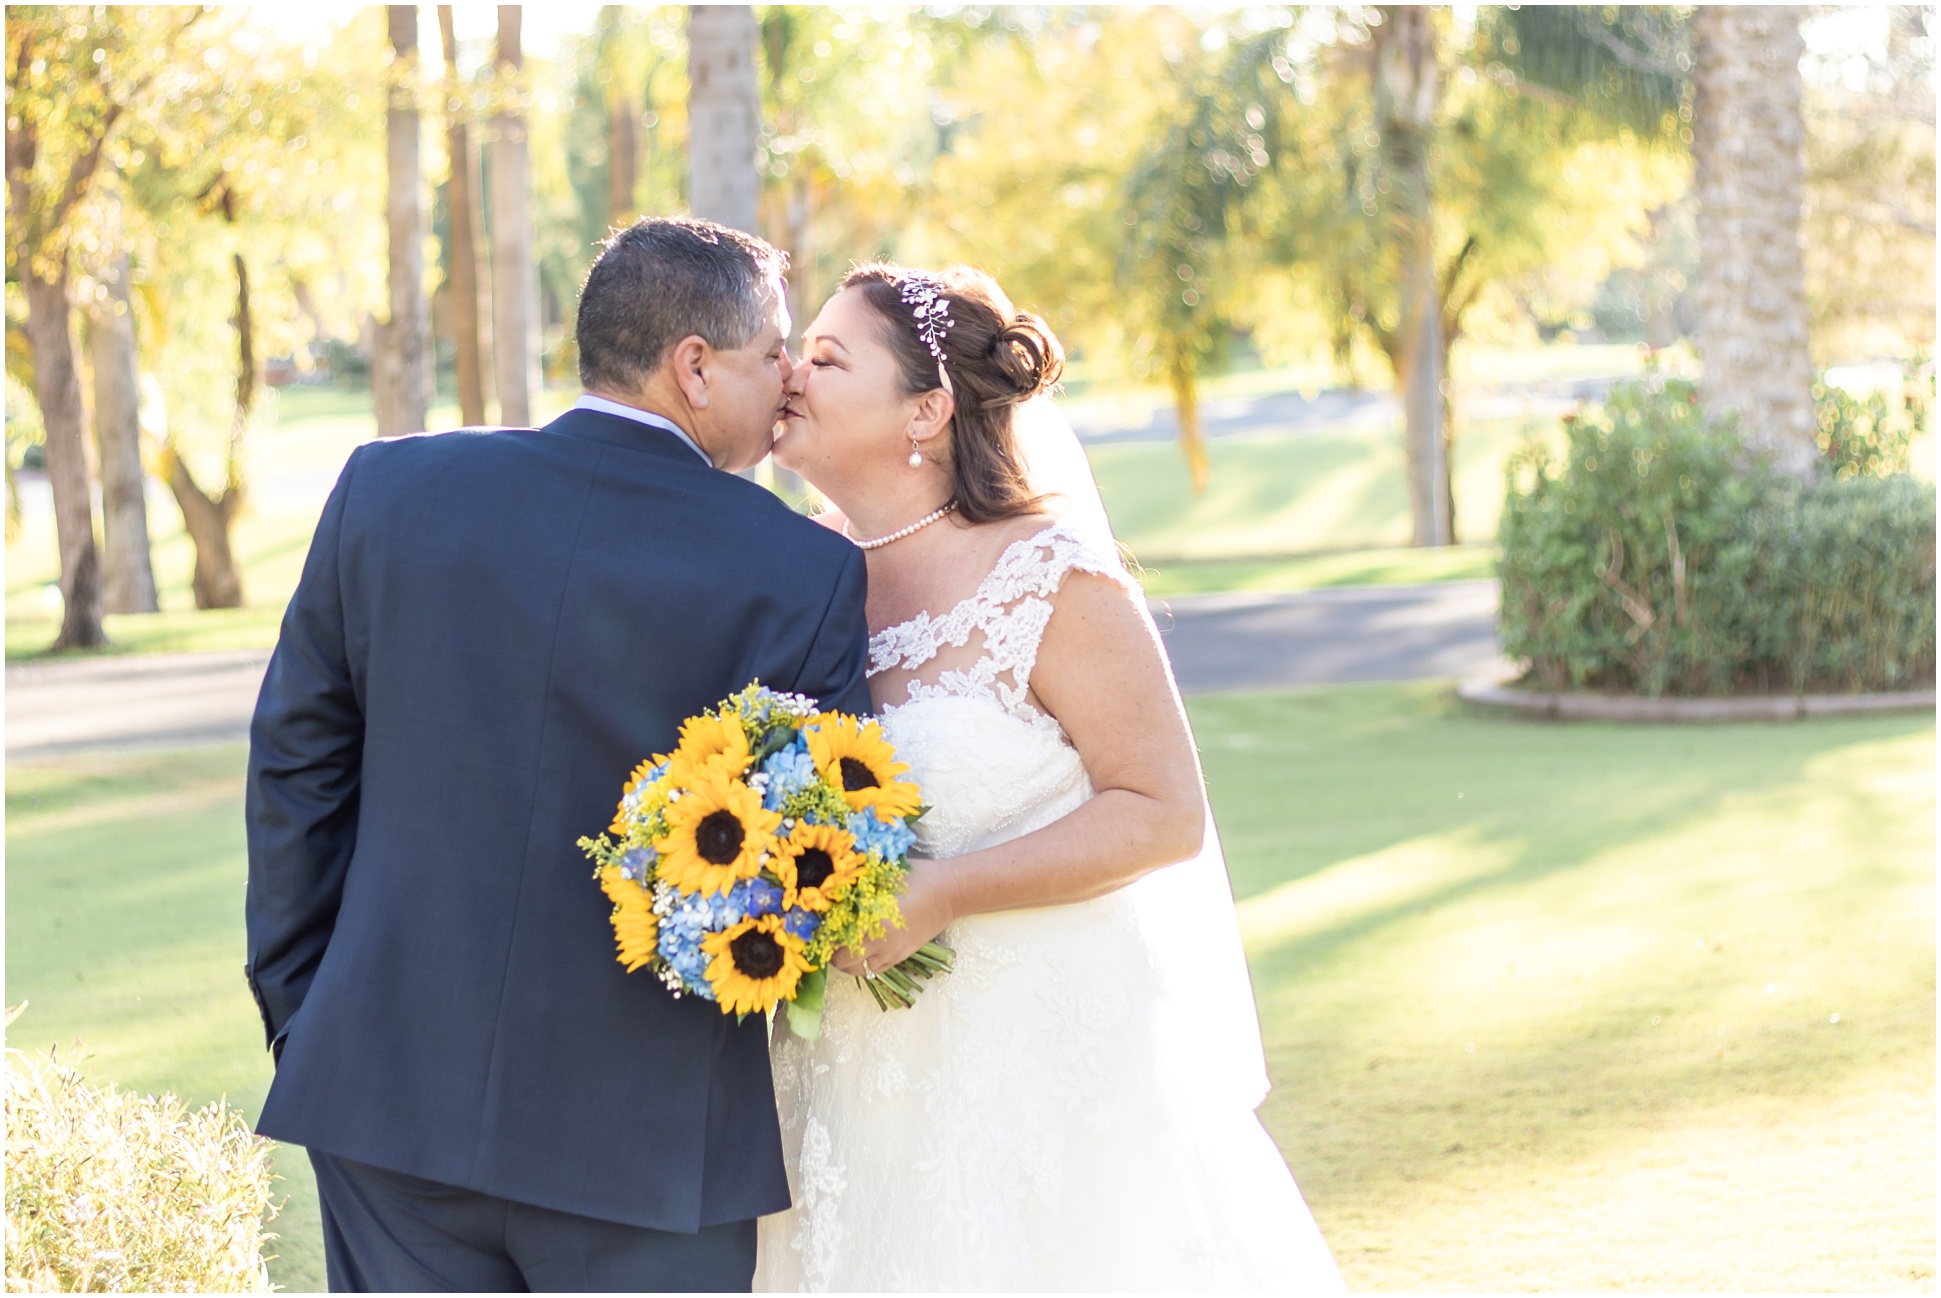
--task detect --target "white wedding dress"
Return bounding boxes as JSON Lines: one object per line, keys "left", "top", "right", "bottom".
{"left": 754, "top": 521, "right": 1344, "bottom": 1292}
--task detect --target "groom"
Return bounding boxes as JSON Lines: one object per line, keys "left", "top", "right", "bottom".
{"left": 245, "top": 218, "right": 870, "bottom": 1291}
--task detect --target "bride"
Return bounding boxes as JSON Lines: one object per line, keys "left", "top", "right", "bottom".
{"left": 758, "top": 263, "right": 1343, "bottom": 1292}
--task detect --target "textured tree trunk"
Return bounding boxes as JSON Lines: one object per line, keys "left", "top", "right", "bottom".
{"left": 490, "top": 5, "right": 538, "bottom": 426}
{"left": 609, "top": 92, "right": 640, "bottom": 225}
{"left": 686, "top": 5, "right": 761, "bottom": 234}
{"left": 1374, "top": 5, "right": 1451, "bottom": 547}
{"left": 380, "top": 4, "right": 430, "bottom": 436}
{"left": 440, "top": 5, "right": 490, "bottom": 426}
{"left": 1692, "top": 5, "right": 1819, "bottom": 480}
{"left": 158, "top": 446, "right": 244, "bottom": 610}
{"left": 20, "top": 266, "right": 106, "bottom": 648}
{"left": 88, "top": 251, "right": 159, "bottom": 614}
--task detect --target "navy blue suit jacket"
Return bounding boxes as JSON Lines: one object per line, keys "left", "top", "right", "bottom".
{"left": 244, "top": 408, "right": 871, "bottom": 1232}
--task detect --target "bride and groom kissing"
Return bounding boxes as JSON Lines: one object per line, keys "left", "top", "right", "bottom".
{"left": 244, "top": 217, "right": 1343, "bottom": 1292}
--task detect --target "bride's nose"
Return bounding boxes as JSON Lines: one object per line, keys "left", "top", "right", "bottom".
{"left": 783, "top": 362, "right": 808, "bottom": 397}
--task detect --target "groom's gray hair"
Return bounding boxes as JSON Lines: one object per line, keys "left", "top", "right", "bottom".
{"left": 576, "top": 217, "right": 788, "bottom": 392}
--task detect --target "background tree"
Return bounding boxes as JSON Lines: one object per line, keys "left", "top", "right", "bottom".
{"left": 84, "top": 203, "right": 158, "bottom": 614}
{"left": 375, "top": 5, "right": 430, "bottom": 436}
{"left": 4, "top": 9, "right": 194, "bottom": 647}
{"left": 1692, "top": 6, "right": 1818, "bottom": 479}
{"left": 124, "top": 8, "right": 380, "bottom": 609}
{"left": 439, "top": 5, "right": 489, "bottom": 426}
{"left": 688, "top": 4, "right": 761, "bottom": 234}
{"left": 1802, "top": 6, "right": 1935, "bottom": 365}
{"left": 490, "top": 5, "right": 537, "bottom": 425}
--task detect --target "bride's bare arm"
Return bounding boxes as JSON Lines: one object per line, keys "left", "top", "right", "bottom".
{"left": 833, "top": 571, "right": 1206, "bottom": 973}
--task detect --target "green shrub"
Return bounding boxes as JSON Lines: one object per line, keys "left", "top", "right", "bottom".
{"left": 1499, "top": 374, "right": 1935, "bottom": 697}
{"left": 5, "top": 1038, "right": 276, "bottom": 1293}
{"left": 1779, "top": 474, "right": 1936, "bottom": 692}
{"left": 1813, "top": 356, "right": 1931, "bottom": 480}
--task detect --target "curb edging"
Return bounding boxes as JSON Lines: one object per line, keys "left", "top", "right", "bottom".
{"left": 1457, "top": 678, "right": 1937, "bottom": 723}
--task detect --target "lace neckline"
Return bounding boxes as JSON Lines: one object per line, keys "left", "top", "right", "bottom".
{"left": 867, "top": 522, "right": 1067, "bottom": 649}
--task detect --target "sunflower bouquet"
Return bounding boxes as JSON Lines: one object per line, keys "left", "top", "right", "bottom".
{"left": 579, "top": 683, "right": 953, "bottom": 1039}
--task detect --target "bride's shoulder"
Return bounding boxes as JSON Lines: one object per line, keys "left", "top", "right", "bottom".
{"left": 809, "top": 507, "right": 847, "bottom": 534}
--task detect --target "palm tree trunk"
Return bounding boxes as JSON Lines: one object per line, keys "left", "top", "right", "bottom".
{"left": 1692, "top": 5, "right": 1819, "bottom": 480}
{"left": 380, "top": 4, "right": 430, "bottom": 436}
{"left": 88, "top": 250, "right": 159, "bottom": 614}
{"left": 1374, "top": 5, "right": 1451, "bottom": 547}
{"left": 440, "top": 5, "right": 489, "bottom": 426}
{"left": 686, "top": 4, "right": 761, "bottom": 234}
{"left": 20, "top": 264, "right": 106, "bottom": 648}
{"left": 490, "top": 4, "right": 537, "bottom": 426}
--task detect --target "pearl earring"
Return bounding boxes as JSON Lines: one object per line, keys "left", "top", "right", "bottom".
{"left": 907, "top": 436, "right": 923, "bottom": 469}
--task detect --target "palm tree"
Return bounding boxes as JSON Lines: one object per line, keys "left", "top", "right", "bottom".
{"left": 490, "top": 5, "right": 538, "bottom": 425}
{"left": 1499, "top": 5, "right": 1819, "bottom": 479}
{"left": 378, "top": 5, "right": 430, "bottom": 436}
{"left": 1691, "top": 6, "right": 1818, "bottom": 479}
{"left": 687, "top": 4, "right": 761, "bottom": 234}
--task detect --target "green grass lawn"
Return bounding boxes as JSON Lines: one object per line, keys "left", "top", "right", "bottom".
{"left": 7, "top": 684, "right": 1931, "bottom": 1289}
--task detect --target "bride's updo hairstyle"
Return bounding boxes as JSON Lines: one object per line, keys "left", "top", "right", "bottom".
{"left": 841, "top": 262, "right": 1064, "bottom": 524}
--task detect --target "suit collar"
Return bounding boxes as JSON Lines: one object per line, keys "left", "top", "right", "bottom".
{"left": 542, "top": 407, "right": 715, "bottom": 466}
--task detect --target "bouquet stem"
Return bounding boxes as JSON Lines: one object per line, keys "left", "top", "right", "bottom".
{"left": 860, "top": 940, "right": 955, "bottom": 1012}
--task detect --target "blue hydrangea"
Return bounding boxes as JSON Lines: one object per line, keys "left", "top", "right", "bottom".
{"left": 783, "top": 907, "right": 822, "bottom": 942}
{"left": 733, "top": 876, "right": 784, "bottom": 918}
{"left": 619, "top": 848, "right": 656, "bottom": 883}
{"left": 760, "top": 742, "right": 818, "bottom": 812}
{"left": 847, "top": 810, "right": 917, "bottom": 863}
{"left": 654, "top": 876, "right": 787, "bottom": 1000}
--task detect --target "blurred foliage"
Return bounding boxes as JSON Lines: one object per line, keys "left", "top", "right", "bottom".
{"left": 5, "top": 1030, "right": 276, "bottom": 1292}
{"left": 1813, "top": 356, "right": 1931, "bottom": 480}
{"left": 1499, "top": 372, "right": 1936, "bottom": 696}
{"left": 1801, "top": 7, "right": 1936, "bottom": 366}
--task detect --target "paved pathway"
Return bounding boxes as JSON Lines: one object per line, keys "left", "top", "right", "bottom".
{"left": 4, "top": 582, "right": 1506, "bottom": 758}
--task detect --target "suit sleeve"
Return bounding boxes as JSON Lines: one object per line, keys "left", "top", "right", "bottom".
{"left": 794, "top": 543, "right": 873, "bottom": 717}
{"left": 244, "top": 447, "right": 367, "bottom": 1056}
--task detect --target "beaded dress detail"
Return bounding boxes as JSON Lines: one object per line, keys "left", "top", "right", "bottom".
{"left": 754, "top": 524, "right": 1342, "bottom": 1292}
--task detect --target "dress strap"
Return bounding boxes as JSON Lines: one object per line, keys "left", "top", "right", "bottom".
{"left": 867, "top": 524, "right": 1137, "bottom": 725}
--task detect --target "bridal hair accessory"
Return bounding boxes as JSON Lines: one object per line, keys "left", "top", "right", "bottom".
{"left": 897, "top": 272, "right": 955, "bottom": 397}
{"left": 845, "top": 500, "right": 957, "bottom": 550}
{"left": 579, "top": 683, "right": 954, "bottom": 1037}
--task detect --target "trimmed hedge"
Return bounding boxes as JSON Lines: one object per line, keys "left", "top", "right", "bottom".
{"left": 1499, "top": 374, "right": 1935, "bottom": 698}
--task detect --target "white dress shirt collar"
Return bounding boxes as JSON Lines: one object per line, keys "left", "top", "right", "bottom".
{"left": 571, "top": 394, "right": 712, "bottom": 467}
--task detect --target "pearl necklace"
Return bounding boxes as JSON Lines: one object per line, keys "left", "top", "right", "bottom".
{"left": 845, "top": 501, "right": 957, "bottom": 551}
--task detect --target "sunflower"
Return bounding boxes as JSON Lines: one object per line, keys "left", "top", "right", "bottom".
{"left": 663, "top": 713, "right": 753, "bottom": 787}
{"left": 803, "top": 714, "right": 923, "bottom": 823}
{"left": 599, "top": 866, "right": 660, "bottom": 972}
{"left": 702, "top": 914, "right": 812, "bottom": 1015}
{"left": 654, "top": 768, "right": 782, "bottom": 897}
{"left": 772, "top": 821, "right": 864, "bottom": 912}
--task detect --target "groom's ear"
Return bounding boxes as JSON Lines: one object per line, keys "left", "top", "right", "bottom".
{"left": 668, "top": 334, "right": 712, "bottom": 410}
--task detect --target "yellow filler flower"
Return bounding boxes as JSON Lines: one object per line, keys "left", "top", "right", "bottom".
{"left": 654, "top": 768, "right": 782, "bottom": 898}
{"left": 702, "top": 914, "right": 812, "bottom": 1015}
{"left": 803, "top": 714, "right": 922, "bottom": 822}
{"left": 663, "top": 713, "right": 753, "bottom": 787}
{"left": 599, "top": 866, "right": 659, "bottom": 972}
{"left": 772, "top": 822, "right": 865, "bottom": 912}
{"left": 610, "top": 758, "right": 664, "bottom": 835}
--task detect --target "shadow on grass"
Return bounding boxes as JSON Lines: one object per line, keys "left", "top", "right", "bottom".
{"left": 1189, "top": 683, "right": 1936, "bottom": 1287}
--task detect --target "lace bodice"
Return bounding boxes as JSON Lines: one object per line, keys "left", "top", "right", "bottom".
{"left": 865, "top": 524, "right": 1136, "bottom": 859}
